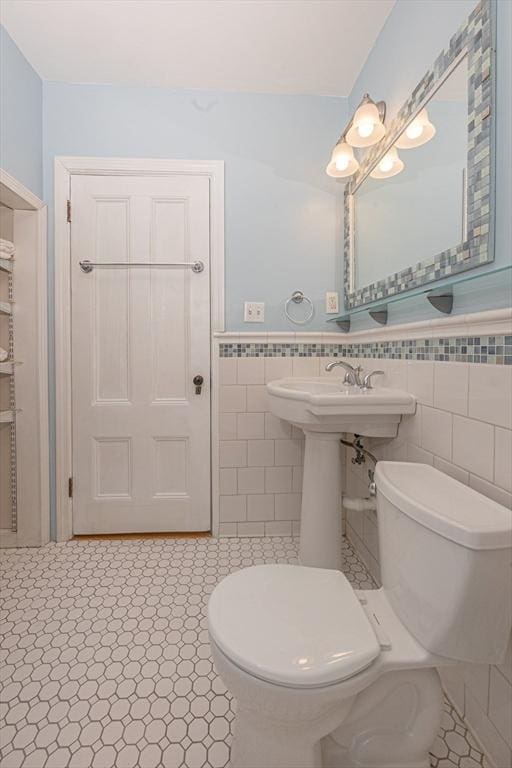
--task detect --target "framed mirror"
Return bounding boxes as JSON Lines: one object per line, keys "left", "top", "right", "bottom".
{"left": 344, "top": 0, "right": 494, "bottom": 310}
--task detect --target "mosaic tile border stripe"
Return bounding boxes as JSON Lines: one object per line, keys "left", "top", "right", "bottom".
{"left": 344, "top": 0, "right": 494, "bottom": 310}
{"left": 219, "top": 335, "right": 512, "bottom": 365}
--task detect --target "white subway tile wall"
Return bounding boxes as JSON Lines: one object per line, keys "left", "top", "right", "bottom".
{"left": 434, "top": 361, "right": 469, "bottom": 416}
{"left": 452, "top": 415, "right": 494, "bottom": 481}
{"left": 494, "top": 428, "right": 512, "bottom": 493}
{"left": 216, "top": 337, "right": 512, "bottom": 767}
{"left": 218, "top": 357, "right": 305, "bottom": 537}
{"left": 469, "top": 365, "right": 512, "bottom": 429}
{"left": 342, "top": 357, "right": 512, "bottom": 768}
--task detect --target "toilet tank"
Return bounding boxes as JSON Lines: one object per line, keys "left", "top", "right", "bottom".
{"left": 375, "top": 462, "right": 512, "bottom": 664}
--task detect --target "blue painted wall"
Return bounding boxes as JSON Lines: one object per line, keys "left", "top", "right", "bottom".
{"left": 42, "top": 85, "right": 346, "bottom": 537}
{"left": 43, "top": 83, "right": 346, "bottom": 331}
{"left": 0, "top": 26, "right": 43, "bottom": 198}
{"left": 13, "top": 0, "right": 510, "bottom": 340}
{"left": 345, "top": 0, "right": 512, "bottom": 331}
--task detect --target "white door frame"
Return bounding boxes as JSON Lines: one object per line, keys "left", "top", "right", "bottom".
{"left": 54, "top": 157, "right": 224, "bottom": 542}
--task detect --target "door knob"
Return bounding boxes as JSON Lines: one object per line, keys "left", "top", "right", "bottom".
{"left": 193, "top": 375, "right": 204, "bottom": 395}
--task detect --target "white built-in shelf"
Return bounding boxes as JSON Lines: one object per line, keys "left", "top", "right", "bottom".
{"left": 0, "top": 300, "right": 12, "bottom": 315}
{"left": 0, "top": 361, "right": 14, "bottom": 375}
{"left": 0, "top": 168, "right": 49, "bottom": 548}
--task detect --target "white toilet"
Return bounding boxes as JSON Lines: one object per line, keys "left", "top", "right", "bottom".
{"left": 208, "top": 462, "right": 512, "bottom": 768}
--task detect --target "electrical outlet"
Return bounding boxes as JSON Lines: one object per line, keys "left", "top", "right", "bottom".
{"left": 325, "top": 292, "right": 339, "bottom": 314}
{"left": 244, "top": 301, "right": 265, "bottom": 323}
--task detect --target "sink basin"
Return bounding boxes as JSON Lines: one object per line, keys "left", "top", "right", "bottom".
{"left": 267, "top": 377, "right": 416, "bottom": 437}
{"left": 266, "top": 376, "right": 416, "bottom": 571}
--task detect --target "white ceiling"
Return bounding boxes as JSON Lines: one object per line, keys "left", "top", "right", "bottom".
{"left": 1, "top": 0, "right": 395, "bottom": 97}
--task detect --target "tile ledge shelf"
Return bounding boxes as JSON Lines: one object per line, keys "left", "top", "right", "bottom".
{"left": 214, "top": 308, "right": 512, "bottom": 346}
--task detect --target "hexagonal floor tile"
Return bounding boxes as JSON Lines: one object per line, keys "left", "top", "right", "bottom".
{"left": 0, "top": 536, "right": 487, "bottom": 768}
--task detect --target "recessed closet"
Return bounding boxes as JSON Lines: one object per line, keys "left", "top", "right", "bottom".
{"left": 0, "top": 170, "right": 49, "bottom": 547}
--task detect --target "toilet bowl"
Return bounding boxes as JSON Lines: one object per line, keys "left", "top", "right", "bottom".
{"left": 208, "top": 463, "right": 512, "bottom": 768}
{"left": 209, "top": 565, "right": 447, "bottom": 768}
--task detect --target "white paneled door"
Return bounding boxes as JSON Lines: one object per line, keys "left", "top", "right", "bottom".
{"left": 71, "top": 175, "right": 211, "bottom": 533}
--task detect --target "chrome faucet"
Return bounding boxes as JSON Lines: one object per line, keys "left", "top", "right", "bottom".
{"left": 362, "top": 370, "right": 384, "bottom": 389}
{"left": 325, "top": 361, "right": 384, "bottom": 389}
{"left": 325, "top": 360, "right": 363, "bottom": 387}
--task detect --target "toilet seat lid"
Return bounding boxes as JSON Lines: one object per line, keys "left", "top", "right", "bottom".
{"left": 208, "top": 565, "right": 380, "bottom": 688}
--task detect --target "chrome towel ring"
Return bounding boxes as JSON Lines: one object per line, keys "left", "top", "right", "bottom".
{"left": 284, "top": 290, "right": 314, "bottom": 325}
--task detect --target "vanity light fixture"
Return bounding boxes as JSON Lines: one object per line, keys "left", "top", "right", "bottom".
{"left": 346, "top": 94, "right": 387, "bottom": 148}
{"left": 395, "top": 108, "right": 436, "bottom": 149}
{"left": 369, "top": 146, "right": 404, "bottom": 179}
{"left": 326, "top": 140, "right": 359, "bottom": 178}
{"left": 326, "top": 94, "right": 386, "bottom": 179}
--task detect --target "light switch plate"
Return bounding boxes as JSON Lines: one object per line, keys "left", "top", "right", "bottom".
{"left": 244, "top": 301, "right": 265, "bottom": 323}
{"left": 325, "top": 292, "right": 339, "bottom": 314}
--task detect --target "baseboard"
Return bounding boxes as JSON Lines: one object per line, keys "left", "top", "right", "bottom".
{"left": 73, "top": 531, "right": 212, "bottom": 541}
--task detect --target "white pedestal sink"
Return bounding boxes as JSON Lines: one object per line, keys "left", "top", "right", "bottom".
{"left": 267, "top": 377, "right": 416, "bottom": 570}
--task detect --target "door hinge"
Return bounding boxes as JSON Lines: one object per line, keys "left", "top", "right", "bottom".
{"left": 66, "top": 199, "right": 71, "bottom": 223}
{"left": 68, "top": 477, "right": 73, "bottom": 498}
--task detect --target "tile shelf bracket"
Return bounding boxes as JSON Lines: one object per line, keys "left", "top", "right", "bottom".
{"left": 426, "top": 289, "right": 453, "bottom": 315}
{"left": 367, "top": 291, "right": 453, "bottom": 324}
{"left": 327, "top": 306, "right": 390, "bottom": 330}
{"left": 330, "top": 316, "right": 351, "bottom": 333}
{"left": 369, "top": 306, "right": 388, "bottom": 326}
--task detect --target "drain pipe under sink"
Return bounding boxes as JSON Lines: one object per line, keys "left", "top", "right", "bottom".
{"left": 341, "top": 436, "right": 378, "bottom": 513}
{"left": 342, "top": 495, "right": 377, "bottom": 512}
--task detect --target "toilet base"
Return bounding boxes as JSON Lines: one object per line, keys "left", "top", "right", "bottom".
{"left": 322, "top": 668, "right": 442, "bottom": 768}
{"left": 211, "top": 638, "right": 354, "bottom": 768}
{"left": 231, "top": 706, "right": 323, "bottom": 768}
{"left": 231, "top": 696, "right": 356, "bottom": 768}
{"left": 215, "top": 634, "right": 443, "bottom": 768}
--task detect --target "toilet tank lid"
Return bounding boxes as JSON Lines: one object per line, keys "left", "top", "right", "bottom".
{"left": 376, "top": 462, "right": 512, "bottom": 550}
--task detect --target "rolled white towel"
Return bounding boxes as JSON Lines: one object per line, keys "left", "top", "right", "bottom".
{"left": 0, "top": 347, "right": 8, "bottom": 362}
{"left": 0, "top": 238, "right": 15, "bottom": 258}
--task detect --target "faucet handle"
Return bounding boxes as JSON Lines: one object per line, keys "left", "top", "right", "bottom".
{"left": 362, "top": 370, "right": 384, "bottom": 389}
{"left": 343, "top": 366, "right": 363, "bottom": 386}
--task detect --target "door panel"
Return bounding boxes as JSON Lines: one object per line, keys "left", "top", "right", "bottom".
{"left": 71, "top": 175, "right": 210, "bottom": 534}
{"left": 150, "top": 200, "right": 187, "bottom": 401}
{"left": 153, "top": 437, "right": 189, "bottom": 496}
{"left": 94, "top": 438, "right": 132, "bottom": 498}
{"left": 94, "top": 199, "right": 130, "bottom": 402}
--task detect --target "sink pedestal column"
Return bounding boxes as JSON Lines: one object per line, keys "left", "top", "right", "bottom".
{"left": 300, "top": 431, "right": 343, "bottom": 570}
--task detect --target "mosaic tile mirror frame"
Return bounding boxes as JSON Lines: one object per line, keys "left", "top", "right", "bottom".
{"left": 343, "top": 0, "right": 495, "bottom": 310}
